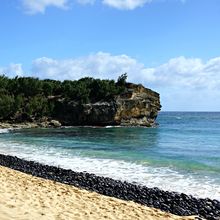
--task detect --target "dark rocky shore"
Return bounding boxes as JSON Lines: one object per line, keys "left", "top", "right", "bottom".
{"left": 0, "top": 154, "right": 219, "bottom": 220}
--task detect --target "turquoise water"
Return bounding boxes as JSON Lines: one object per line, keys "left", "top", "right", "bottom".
{"left": 0, "top": 112, "right": 220, "bottom": 200}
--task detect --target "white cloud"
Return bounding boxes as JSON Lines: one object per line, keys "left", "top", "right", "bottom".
{"left": 31, "top": 52, "right": 143, "bottom": 81}
{"left": 31, "top": 53, "right": 220, "bottom": 91}
{"left": 0, "top": 63, "right": 24, "bottom": 77}
{"left": 102, "top": 0, "right": 151, "bottom": 10}
{"left": 21, "top": 0, "right": 185, "bottom": 14}
{"left": 22, "top": 0, "right": 69, "bottom": 14}
{"left": 141, "top": 56, "right": 220, "bottom": 90}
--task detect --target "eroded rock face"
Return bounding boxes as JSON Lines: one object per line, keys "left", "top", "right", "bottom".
{"left": 114, "top": 83, "right": 161, "bottom": 127}
{"left": 56, "top": 83, "right": 161, "bottom": 127}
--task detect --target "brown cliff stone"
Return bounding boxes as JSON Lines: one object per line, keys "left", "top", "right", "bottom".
{"left": 56, "top": 83, "right": 161, "bottom": 127}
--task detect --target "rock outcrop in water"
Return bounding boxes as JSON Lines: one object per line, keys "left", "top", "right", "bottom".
{"left": 54, "top": 83, "right": 161, "bottom": 127}
{"left": 0, "top": 75, "right": 161, "bottom": 127}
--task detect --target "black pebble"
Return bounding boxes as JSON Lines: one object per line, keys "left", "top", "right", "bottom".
{"left": 0, "top": 153, "right": 219, "bottom": 220}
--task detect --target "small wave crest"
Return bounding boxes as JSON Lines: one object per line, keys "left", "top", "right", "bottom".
{"left": 0, "top": 129, "right": 11, "bottom": 134}
{"left": 105, "top": 126, "right": 122, "bottom": 128}
{"left": 175, "top": 117, "right": 182, "bottom": 120}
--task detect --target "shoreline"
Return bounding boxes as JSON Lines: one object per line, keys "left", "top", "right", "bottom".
{"left": 0, "top": 121, "right": 60, "bottom": 129}
{"left": 0, "top": 154, "right": 219, "bottom": 219}
{"left": 0, "top": 166, "right": 195, "bottom": 220}
{"left": 0, "top": 122, "right": 157, "bottom": 130}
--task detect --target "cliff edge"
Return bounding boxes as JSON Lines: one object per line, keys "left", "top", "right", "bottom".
{"left": 55, "top": 83, "right": 161, "bottom": 127}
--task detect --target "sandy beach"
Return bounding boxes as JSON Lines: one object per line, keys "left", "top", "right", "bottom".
{"left": 0, "top": 166, "right": 196, "bottom": 220}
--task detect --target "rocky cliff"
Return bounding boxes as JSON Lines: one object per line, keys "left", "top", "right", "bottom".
{"left": 55, "top": 83, "right": 161, "bottom": 127}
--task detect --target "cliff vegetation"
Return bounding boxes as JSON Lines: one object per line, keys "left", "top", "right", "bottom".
{"left": 0, "top": 74, "right": 161, "bottom": 127}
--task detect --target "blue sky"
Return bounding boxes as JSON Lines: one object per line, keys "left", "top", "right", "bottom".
{"left": 0, "top": 0, "right": 220, "bottom": 111}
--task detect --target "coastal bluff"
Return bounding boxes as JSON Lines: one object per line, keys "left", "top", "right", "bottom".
{"left": 0, "top": 75, "right": 161, "bottom": 128}
{"left": 55, "top": 83, "right": 161, "bottom": 127}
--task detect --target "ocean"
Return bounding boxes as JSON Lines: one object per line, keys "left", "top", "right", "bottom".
{"left": 0, "top": 112, "right": 220, "bottom": 200}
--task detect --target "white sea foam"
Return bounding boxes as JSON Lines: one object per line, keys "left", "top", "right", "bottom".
{"left": 0, "top": 129, "right": 10, "bottom": 134}
{"left": 0, "top": 140, "right": 219, "bottom": 201}
{"left": 175, "top": 117, "right": 182, "bottom": 120}
{"left": 105, "top": 126, "right": 122, "bottom": 128}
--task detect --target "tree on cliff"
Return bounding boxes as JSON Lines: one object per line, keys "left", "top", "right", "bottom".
{"left": 0, "top": 94, "right": 15, "bottom": 119}
{"left": 0, "top": 74, "right": 127, "bottom": 121}
{"left": 116, "top": 73, "right": 127, "bottom": 87}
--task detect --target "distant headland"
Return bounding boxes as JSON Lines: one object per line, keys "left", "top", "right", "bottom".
{"left": 0, "top": 74, "right": 161, "bottom": 128}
